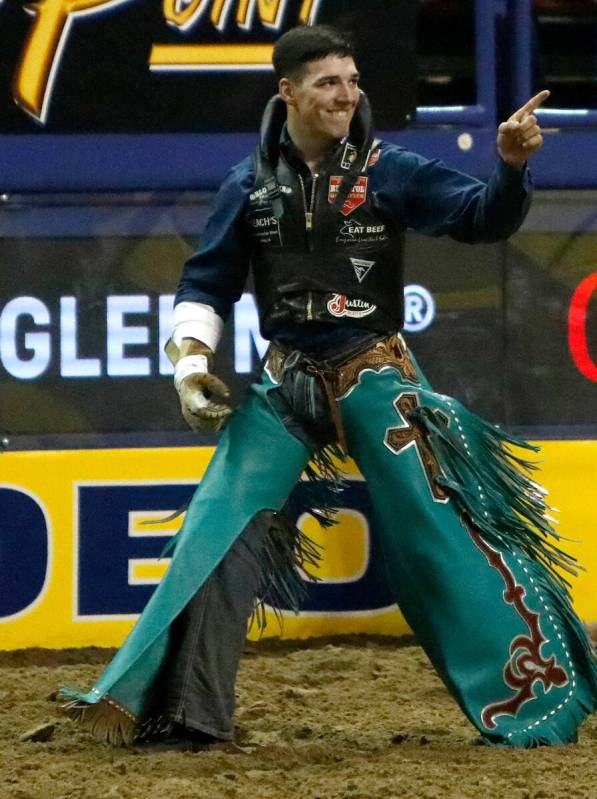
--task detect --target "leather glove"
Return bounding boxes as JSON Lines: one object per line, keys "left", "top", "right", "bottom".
{"left": 170, "top": 339, "right": 232, "bottom": 433}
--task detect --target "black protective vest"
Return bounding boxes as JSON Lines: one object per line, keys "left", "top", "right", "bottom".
{"left": 246, "top": 94, "right": 405, "bottom": 339}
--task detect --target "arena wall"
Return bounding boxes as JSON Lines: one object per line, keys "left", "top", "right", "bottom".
{"left": 1, "top": 1, "right": 596, "bottom": 650}
{"left": 1, "top": 440, "right": 596, "bottom": 650}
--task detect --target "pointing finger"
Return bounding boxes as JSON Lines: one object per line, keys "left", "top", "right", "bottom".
{"left": 510, "top": 89, "right": 550, "bottom": 122}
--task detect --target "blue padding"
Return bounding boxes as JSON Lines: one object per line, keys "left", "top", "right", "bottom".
{"left": 0, "top": 202, "right": 212, "bottom": 238}
{"left": 0, "top": 129, "right": 499, "bottom": 193}
{"left": 0, "top": 133, "right": 259, "bottom": 193}
{"left": 2, "top": 128, "right": 597, "bottom": 192}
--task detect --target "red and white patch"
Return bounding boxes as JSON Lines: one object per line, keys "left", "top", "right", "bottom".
{"left": 327, "top": 294, "right": 376, "bottom": 319}
{"left": 328, "top": 176, "right": 369, "bottom": 216}
{"left": 367, "top": 148, "right": 381, "bottom": 167}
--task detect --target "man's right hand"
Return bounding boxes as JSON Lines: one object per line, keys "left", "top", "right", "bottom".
{"left": 177, "top": 370, "right": 232, "bottom": 433}
{"left": 171, "top": 339, "right": 232, "bottom": 433}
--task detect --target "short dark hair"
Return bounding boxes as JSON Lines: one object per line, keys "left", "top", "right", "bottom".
{"left": 272, "top": 25, "right": 354, "bottom": 82}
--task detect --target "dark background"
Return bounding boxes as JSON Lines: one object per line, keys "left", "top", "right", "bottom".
{"left": 1, "top": 191, "right": 595, "bottom": 442}
{"left": 0, "top": 0, "right": 417, "bottom": 132}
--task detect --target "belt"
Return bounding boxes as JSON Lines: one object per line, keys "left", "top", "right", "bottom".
{"left": 264, "top": 332, "right": 420, "bottom": 452}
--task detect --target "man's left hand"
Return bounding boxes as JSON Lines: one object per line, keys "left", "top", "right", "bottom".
{"left": 497, "top": 90, "right": 550, "bottom": 169}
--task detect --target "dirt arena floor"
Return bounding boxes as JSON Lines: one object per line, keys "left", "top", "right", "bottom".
{"left": 2, "top": 637, "right": 596, "bottom": 799}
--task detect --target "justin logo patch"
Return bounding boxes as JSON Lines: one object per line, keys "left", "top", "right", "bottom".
{"left": 327, "top": 294, "right": 376, "bottom": 318}
{"left": 328, "top": 176, "right": 369, "bottom": 216}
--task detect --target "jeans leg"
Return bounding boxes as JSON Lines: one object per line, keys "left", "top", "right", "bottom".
{"left": 154, "top": 368, "right": 333, "bottom": 739}
{"left": 160, "top": 512, "right": 271, "bottom": 739}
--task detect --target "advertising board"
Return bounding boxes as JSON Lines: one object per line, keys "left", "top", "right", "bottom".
{"left": 1, "top": 192, "right": 595, "bottom": 441}
{"left": 2, "top": 442, "right": 596, "bottom": 650}
{"left": 1, "top": 0, "right": 416, "bottom": 132}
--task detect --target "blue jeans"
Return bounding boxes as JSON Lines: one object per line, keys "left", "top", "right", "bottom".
{"left": 155, "top": 331, "right": 384, "bottom": 738}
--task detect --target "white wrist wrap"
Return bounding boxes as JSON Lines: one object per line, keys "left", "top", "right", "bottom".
{"left": 172, "top": 301, "right": 224, "bottom": 353}
{"left": 174, "top": 354, "right": 209, "bottom": 392}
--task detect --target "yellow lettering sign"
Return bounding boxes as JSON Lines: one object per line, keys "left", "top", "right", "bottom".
{"left": 153, "top": 0, "right": 320, "bottom": 69}
{"left": 165, "top": 0, "right": 290, "bottom": 33}
{"left": 236, "top": 0, "right": 285, "bottom": 30}
{"left": 14, "top": 0, "right": 132, "bottom": 124}
{"left": 12, "top": 0, "right": 322, "bottom": 123}
{"left": 299, "top": 0, "right": 318, "bottom": 24}
{"left": 163, "top": 0, "right": 210, "bottom": 30}
{"left": 210, "top": 0, "right": 229, "bottom": 30}
{"left": 150, "top": 42, "right": 274, "bottom": 69}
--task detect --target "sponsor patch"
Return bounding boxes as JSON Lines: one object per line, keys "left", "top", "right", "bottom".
{"left": 341, "top": 142, "right": 358, "bottom": 170}
{"left": 249, "top": 185, "right": 292, "bottom": 202}
{"left": 338, "top": 218, "right": 364, "bottom": 241}
{"left": 249, "top": 186, "right": 268, "bottom": 202}
{"left": 350, "top": 257, "right": 375, "bottom": 283}
{"left": 336, "top": 218, "right": 388, "bottom": 245}
{"left": 328, "top": 176, "right": 369, "bottom": 216}
{"left": 367, "top": 148, "right": 381, "bottom": 167}
{"left": 248, "top": 215, "right": 278, "bottom": 229}
{"left": 327, "top": 294, "right": 376, "bottom": 318}
{"left": 247, "top": 212, "right": 281, "bottom": 244}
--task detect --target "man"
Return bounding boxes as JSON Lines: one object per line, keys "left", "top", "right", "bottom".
{"left": 62, "top": 25, "right": 597, "bottom": 749}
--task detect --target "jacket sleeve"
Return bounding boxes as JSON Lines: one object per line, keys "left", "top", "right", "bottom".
{"left": 175, "top": 158, "right": 255, "bottom": 321}
{"left": 379, "top": 148, "right": 532, "bottom": 244}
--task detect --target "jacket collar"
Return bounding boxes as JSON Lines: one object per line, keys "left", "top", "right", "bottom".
{"left": 259, "top": 92, "right": 375, "bottom": 170}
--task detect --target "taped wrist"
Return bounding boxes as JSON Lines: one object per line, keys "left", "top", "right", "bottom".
{"left": 178, "top": 337, "right": 213, "bottom": 362}
{"left": 172, "top": 301, "right": 223, "bottom": 353}
{"left": 174, "top": 354, "right": 209, "bottom": 393}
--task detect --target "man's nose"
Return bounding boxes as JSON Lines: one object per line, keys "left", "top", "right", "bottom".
{"left": 335, "top": 81, "right": 355, "bottom": 104}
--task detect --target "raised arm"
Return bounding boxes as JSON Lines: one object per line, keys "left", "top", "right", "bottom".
{"left": 377, "top": 92, "right": 550, "bottom": 244}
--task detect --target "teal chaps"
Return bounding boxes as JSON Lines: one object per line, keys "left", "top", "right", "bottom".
{"left": 62, "top": 336, "right": 597, "bottom": 747}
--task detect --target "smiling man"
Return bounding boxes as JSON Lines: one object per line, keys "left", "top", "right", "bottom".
{"left": 279, "top": 50, "right": 361, "bottom": 167}
{"left": 62, "top": 25, "right": 597, "bottom": 751}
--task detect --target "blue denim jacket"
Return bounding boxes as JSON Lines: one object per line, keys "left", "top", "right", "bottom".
{"left": 175, "top": 137, "right": 531, "bottom": 352}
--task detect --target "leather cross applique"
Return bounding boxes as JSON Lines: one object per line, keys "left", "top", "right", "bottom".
{"left": 384, "top": 392, "right": 449, "bottom": 503}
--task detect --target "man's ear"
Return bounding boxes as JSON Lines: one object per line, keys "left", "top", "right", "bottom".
{"left": 278, "top": 77, "right": 295, "bottom": 106}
